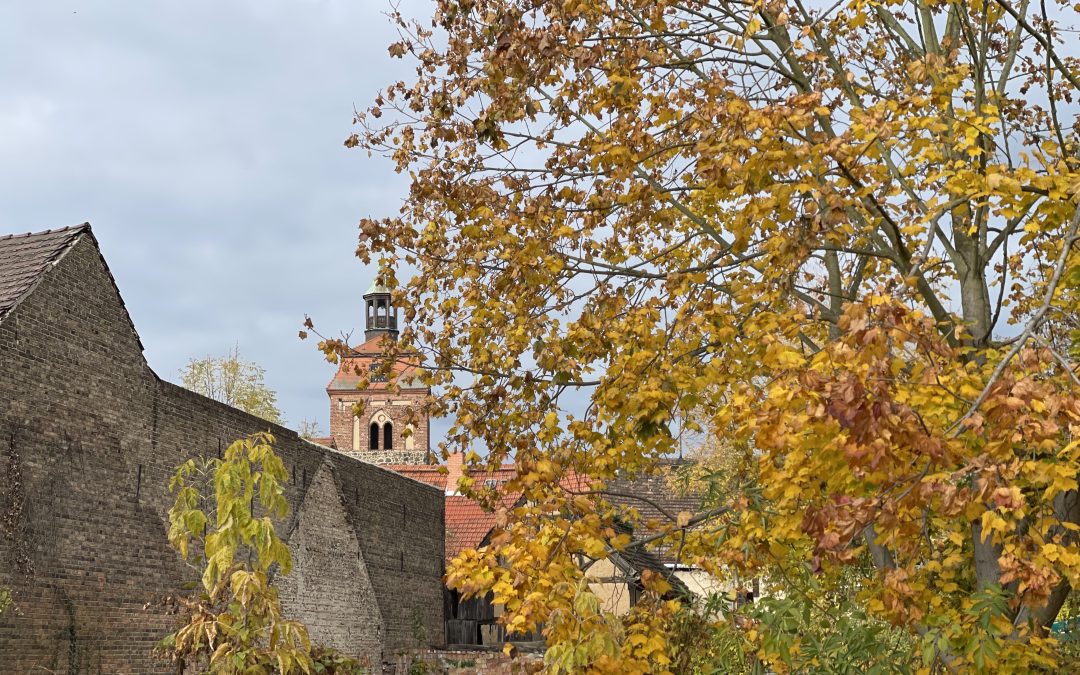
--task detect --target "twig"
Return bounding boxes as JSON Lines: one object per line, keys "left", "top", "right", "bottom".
{"left": 624, "top": 505, "right": 733, "bottom": 550}
{"left": 1033, "top": 333, "right": 1080, "bottom": 388}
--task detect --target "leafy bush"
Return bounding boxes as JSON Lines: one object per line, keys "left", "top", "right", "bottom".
{"left": 0, "top": 586, "right": 11, "bottom": 617}
{"left": 158, "top": 432, "right": 365, "bottom": 674}
{"left": 668, "top": 567, "right": 916, "bottom": 674}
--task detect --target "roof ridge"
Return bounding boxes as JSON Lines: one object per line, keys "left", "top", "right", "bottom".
{"left": 0, "top": 222, "right": 90, "bottom": 243}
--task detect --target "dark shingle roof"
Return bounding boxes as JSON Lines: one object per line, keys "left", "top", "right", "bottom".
{"left": 0, "top": 224, "right": 89, "bottom": 320}
{"left": 610, "top": 521, "right": 691, "bottom": 598}
{"left": 605, "top": 463, "right": 704, "bottom": 564}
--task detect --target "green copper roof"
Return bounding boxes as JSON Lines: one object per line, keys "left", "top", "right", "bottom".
{"left": 364, "top": 281, "right": 391, "bottom": 296}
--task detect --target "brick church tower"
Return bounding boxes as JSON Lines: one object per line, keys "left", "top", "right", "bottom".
{"left": 326, "top": 281, "right": 432, "bottom": 465}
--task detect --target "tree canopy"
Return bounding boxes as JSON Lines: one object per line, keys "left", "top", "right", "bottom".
{"left": 350, "top": 0, "right": 1080, "bottom": 670}
{"left": 180, "top": 345, "right": 285, "bottom": 426}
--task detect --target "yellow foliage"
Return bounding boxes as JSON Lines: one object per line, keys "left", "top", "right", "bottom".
{"left": 351, "top": 0, "right": 1080, "bottom": 670}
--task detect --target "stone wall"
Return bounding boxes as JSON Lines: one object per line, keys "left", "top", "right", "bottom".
{"left": 345, "top": 449, "right": 430, "bottom": 465}
{"left": 389, "top": 648, "right": 544, "bottom": 675}
{"left": 0, "top": 234, "right": 445, "bottom": 674}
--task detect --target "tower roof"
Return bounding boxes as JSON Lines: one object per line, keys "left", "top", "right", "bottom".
{"left": 325, "top": 335, "right": 427, "bottom": 391}
{"left": 363, "top": 278, "right": 398, "bottom": 340}
{"left": 364, "top": 281, "right": 391, "bottom": 296}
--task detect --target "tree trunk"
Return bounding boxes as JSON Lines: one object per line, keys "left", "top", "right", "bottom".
{"left": 955, "top": 225, "right": 1005, "bottom": 591}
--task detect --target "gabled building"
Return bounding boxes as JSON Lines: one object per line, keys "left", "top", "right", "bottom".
{"left": 0, "top": 225, "right": 446, "bottom": 673}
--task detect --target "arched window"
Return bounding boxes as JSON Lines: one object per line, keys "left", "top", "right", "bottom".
{"left": 369, "top": 422, "right": 379, "bottom": 450}
{"left": 383, "top": 422, "right": 393, "bottom": 449}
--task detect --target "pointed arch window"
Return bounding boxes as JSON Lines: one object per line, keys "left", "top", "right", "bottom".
{"left": 383, "top": 422, "right": 393, "bottom": 449}
{"left": 369, "top": 422, "right": 379, "bottom": 450}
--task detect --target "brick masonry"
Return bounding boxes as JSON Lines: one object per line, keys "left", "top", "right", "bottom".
{"left": 0, "top": 234, "right": 445, "bottom": 674}
{"left": 328, "top": 388, "right": 432, "bottom": 463}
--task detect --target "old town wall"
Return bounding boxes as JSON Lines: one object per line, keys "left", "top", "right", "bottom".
{"left": 0, "top": 234, "right": 444, "bottom": 674}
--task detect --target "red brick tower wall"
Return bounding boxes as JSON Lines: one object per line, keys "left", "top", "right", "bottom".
{"left": 328, "top": 383, "right": 431, "bottom": 464}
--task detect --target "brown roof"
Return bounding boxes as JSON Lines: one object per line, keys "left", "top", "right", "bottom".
{"left": 326, "top": 335, "right": 426, "bottom": 391}
{"left": 0, "top": 223, "right": 144, "bottom": 351}
{"left": 609, "top": 521, "right": 691, "bottom": 598}
{"left": 0, "top": 224, "right": 89, "bottom": 321}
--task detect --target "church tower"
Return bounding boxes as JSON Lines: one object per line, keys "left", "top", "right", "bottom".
{"left": 325, "top": 281, "right": 432, "bottom": 465}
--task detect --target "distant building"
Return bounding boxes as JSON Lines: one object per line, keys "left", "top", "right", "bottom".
{"left": 319, "top": 282, "right": 432, "bottom": 465}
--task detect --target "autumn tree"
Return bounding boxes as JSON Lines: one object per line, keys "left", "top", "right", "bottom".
{"left": 296, "top": 419, "right": 324, "bottom": 440}
{"left": 180, "top": 345, "right": 285, "bottom": 426}
{"left": 346, "top": 0, "right": 1080, "bottom": 671}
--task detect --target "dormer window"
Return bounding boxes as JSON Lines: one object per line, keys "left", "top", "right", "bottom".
{"left": 369, "top": 361, "right": 388, "bottom": 383}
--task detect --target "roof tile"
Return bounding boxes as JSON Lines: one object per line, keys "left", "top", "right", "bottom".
{"left": 0, "top": 224, "right": 89, "bottom": 319}
{"left": 445, "top": 493, "right": 519, "bottom": 559}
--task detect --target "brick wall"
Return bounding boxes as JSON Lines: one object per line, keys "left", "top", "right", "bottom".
{"left": 328, "top": 388, "right": 432, "bottom": 463}
{"left": 0, "top": 235, "right": 445, "bottom": 674}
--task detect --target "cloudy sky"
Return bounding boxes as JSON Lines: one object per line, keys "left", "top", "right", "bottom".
{"left": 0, "top": 0, "right": 430, "bottom": 436}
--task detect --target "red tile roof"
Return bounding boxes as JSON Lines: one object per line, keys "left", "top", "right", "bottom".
{"left": 381, "top": 464, "right": 448, "bottom": 491}
{"left": 326, "top": 335, "right": 425, "bottom": 392}
{"left": 383, "top": 453, "right": 697, "bottom": 565}
{"left": 383, "top": 454, "right": 557, "bottom": 561}
{"left": 444, "top": 493, "right": 519, "bottom": 559}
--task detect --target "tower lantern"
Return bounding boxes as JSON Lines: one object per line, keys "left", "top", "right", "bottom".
{"left": 363, "top": 281, "right": 398, "bottom": 341}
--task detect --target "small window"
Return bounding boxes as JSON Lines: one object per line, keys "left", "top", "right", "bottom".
{"left": 369, "top": 361, "right": 388, "bottom": 383}
{"left": 369, "top": 422, "right": 379, "bottom": 450}
{"left": 383, "top": 422, "right": 393, "bottom": 449}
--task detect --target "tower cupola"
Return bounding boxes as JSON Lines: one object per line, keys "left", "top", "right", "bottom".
{"left": 363, "top": 281, "right": 398, "bottom": 341}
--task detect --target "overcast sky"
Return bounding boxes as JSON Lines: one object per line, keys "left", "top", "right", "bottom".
{"left": 0, "top": 0, "right": 432, "bottom": 437}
